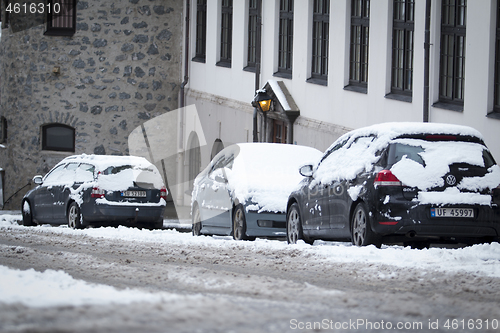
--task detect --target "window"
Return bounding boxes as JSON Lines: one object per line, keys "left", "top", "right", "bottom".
{"left": 348, "top": 0, "right": 370, "bottom": 91}
{"left": 217, "top": 0, "right": 233, "bottom": 67}
{"left": 276, "top": 0, "right": 294, "bottom": 78}
{"left": 42, "top": 124, "right": 75, "bottom": 152}
{"left": 273, "top": 120, "right": 288, "bottom": 143}
{"left": 492, "top": 0, "right": 500, "bottom": 116}
{"left": 391, "top": 0, "right": 414, "bottom": 99}
{"left": 44, "top": 0, "right": 76, "bottom": 36}
{"left": 194, "top": 0, "right": 207, "bottom": 62}
{"left": 246, "top": 0, "right": 258, "bottom": 70}
{"left": 188, "top": 134, "right": 201, "bottom": 190}
{"left": 309, "top": 0, "right": 329, "bottom": 85}
{"left": 438, "top": 0, "right": 466, "bottom": 107}
{"left": 211, "top": 139, "right": 224, "bottom": 160}
{"left": 0, "top": 116, "right": 6, "bottom": 144}
{"left": 0, "top": 169, "right": 4, "bottom": 210}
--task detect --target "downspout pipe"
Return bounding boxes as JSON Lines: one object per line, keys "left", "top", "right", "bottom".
{"left": 177, "top": 0, "right": 190, "bottom": 206}
{"left": 423, "top": 0, "right": 431, "bottom": 122}
{"left": 253, "top": 0, "right": 262, "bottom": 142}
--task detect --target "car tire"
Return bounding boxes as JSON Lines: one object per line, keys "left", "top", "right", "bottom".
{"left": 192, "top": 204, "right": 202, "bottom": 236}
{"left": 351, "top": 202, "right": 381, "bottom": 247}
{"left": 22, "top": 200, "right": 36, "bottom": 227}
{"left": 233, "top": 204, "right": 249, "bottom": 241}
{"left": 68, "top": 202, "right": 83, "bottom": 229}
{"left": 287, "top": 203, "right": 305, "bottom": 244}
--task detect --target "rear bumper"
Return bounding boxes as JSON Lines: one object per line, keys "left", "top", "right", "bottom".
{"left": 245, "top": 211, "right": 286, "bottom": 237}
{"left": 81, "top": 203, "right": 165, "bottom": 224}
{"left": 372, "top": 198, "right": 500, "bottom": 241}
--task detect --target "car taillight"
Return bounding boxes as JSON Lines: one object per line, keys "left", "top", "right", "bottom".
{"left": 160, "top": 187, "right": 168, "bottom": 200}
{"left": 91, "top": 187, "right": 105, "bottom": 198}
{"left": 374, "top": 170, "right": 402, "bottom": 187}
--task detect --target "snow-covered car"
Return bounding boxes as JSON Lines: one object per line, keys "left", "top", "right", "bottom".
{"left": 191, "top": 143, "right": 322, "bottom": 240}
{"left": 22, "top": 154, "right": 167, "bottom": 229}
{"left": 286, "top": 123, "right": 500, "bottom": 248}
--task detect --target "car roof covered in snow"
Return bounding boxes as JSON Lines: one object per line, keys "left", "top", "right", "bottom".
{"left": 56, "top": 154, "right": 155, "bottom": 171}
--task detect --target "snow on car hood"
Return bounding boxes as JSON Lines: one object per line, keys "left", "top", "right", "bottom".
{"left": 223, "top": 143, "right": 321, "bottom": 213}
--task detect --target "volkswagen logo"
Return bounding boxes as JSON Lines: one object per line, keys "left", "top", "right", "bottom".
{"left": 445, "top": 174, "right": 457, "bottom": 186}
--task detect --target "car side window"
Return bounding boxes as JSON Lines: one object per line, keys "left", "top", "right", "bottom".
{"left": 43, "top": 164, "right": 67, "bottom": 184}
{"left": 75, "top": 163, "right": 95, "bottom": 182}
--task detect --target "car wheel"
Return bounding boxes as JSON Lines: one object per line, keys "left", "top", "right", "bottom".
{"left": 22, "top": 200, "right": 36, "bottom": 226}
{"left": 233, "top": 204, "right": 248, "bottom": 241}
{"left": 192, "top": 204, "right": 202, "bottom": 236}
{"left": 351, "top": 202, "right": 381, "bottom": 247}
{"left": 287, "top": 203, "right": 304, "bottom": 244}
{"left": 68, "top": 202, "right": 83, "bottom": 229}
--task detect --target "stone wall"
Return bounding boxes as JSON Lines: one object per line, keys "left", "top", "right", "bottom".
{"left": 0, "top": 0, "right": 183, "bottom": 209}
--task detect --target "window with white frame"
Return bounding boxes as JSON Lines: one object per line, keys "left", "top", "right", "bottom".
{"left": 391, "top": 0, "right": 414, "bottom": 99}
{"left": 217, "top": 0, "right": 233, "bottom": 67}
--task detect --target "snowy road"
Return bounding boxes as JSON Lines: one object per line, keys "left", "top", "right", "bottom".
{"left": 1, "top": 215, "right": 500, "bottom": 332}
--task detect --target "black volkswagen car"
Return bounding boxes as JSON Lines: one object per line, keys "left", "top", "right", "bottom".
{"left": 286, "top": 123, "right": 500, "bottom": 247}
{"left": 22, "top": 154, "right": 167, "bottom": 229}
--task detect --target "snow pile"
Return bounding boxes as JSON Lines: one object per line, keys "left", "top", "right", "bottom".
{"left": 0, "top": 265, "right": 182, "bottom": 307}
{"left": 1, "top": 217, "right": 500, "bottom": 278}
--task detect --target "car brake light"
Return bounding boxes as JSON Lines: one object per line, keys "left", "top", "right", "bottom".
{"left": 160, "top": 187, "right": 168, "bottom": 200}
{"left": 374, "top": 170, "right": 402, "bottom": 187}
{"left": 91, "top": 187, "right": 105, "bottom": 198}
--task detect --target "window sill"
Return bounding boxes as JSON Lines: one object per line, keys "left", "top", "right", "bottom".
{"left": 306, "top": 77, "right": 327, "bottom": 86}
{"left": 486, "top": 111, "right": 500, "bottom": 120}
{"left": 344, "top": 85, "right": 367, "bottom": 94}
{"left": 432, "top": 101, "right": 463, "bottom": 112}
{"left": 216, "top": 61, "right": 231, "bottom": 68}
{"left": 44, "top": 29, "right": 76, "bottom": 36}
{"left": 243, "top": 66, "right": 256, "bottom": 73}
{"left": 192, "top": 56, "right": 206, "bottom": 63}
{"left": 385, "top": 92, "right": 412, "bottom": 103}
{"left": 273, "top": 71, "right": 292, "bottom": 80}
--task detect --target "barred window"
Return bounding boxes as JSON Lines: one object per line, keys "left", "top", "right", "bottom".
{"left": 309, "top": 0, "right": 329, "bottom": 85}
{"left": 194, "top": 0, "right": 207, "bottom": 62}
{"left": 276, "top": 0, "right": 293, "bottom": 78}
{"left": 349, "top": 0, "right": 370, "bottom": 90}
{"left": 391, "top": 0, "right": 414, "bottom": 98}
{"left": 492, "top": 0, "right": 500, "bottom": 115}
{"left": 247, "top": 0, "right": 258, "bottom": 69}
{"left": 45, "top": 0, "right": 76, "bottom": 36}
{"left": 218, "top": 0, "right": 233, "bottom": 67}
{"left": 439, "top": 0, "right": 466, "bottom": 106}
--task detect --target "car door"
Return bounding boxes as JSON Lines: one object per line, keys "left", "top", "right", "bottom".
{"left": 33, "top": 164, "right": 66, "bottom": 221}
{"left": 328, "top": 136, "right": 375, "bottom": 235}
{"left": 52, "top": 162, "right": 79, "bottom": 222}
{"left": 199, "top": 155, "right": 232, "bottom": 229}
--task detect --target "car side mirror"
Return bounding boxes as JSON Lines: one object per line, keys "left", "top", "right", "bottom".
{"left": 33, "top": 175, "right": 43, "bottom": 185}
{"left": 299, "top": 165, "right": 314, "bottom": 177}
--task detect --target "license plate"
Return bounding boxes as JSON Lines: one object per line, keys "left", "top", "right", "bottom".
{"left": 121, "top": 191, "right": 146, "bottom": 198}
{"left": 430, "top": 207, "right": 474, "bottom": 218}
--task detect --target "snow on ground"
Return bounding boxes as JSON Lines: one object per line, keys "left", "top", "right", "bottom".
{"left": 0, "top": 265, "right": 187, "bottom": 307}
{"left": 1, "top": 212, "right": 500, "bottom": 308}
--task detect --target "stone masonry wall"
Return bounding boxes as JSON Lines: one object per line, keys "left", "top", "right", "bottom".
{"left": 0, "top": 0, "right": 183, "bottom": 209}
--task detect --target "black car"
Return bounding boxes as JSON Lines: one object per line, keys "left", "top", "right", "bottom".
{"left": 286, "top": 123, "right": 500, "bottom": 247}
{"left": 22, "top": 154, "right": 167, "bottom": 229}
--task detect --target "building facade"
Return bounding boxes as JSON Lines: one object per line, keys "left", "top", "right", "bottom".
{"left": 0, "top": 0, "right": 183, "bottom": 209}
{"left": 183, "top": 0, "right": 500, "bottom": 207}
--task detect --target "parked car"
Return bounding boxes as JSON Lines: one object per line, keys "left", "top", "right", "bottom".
{"left": 191, "top": 143, "right": 322, "bottom": 240}
{"left": 22, "top": 154, "right": 167, "bottom": 229}
{"left": 286, "top": 122, "right": 500, "bottom": 248}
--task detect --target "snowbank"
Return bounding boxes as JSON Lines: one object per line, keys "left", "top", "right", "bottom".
{"left": 0, "top": 265, "right": 182, "bottom": 307}
{"left": 1, "top": 214, "right": 500, "bottom": 278}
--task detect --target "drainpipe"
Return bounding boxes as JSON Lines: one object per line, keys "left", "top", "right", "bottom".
{"left": 177, "top": 0, "right": 190, "bottom": 205}
{"left": 423, "top": 0, "right": 431, "bottom": 122}
{"left": 253, "top": 0, "right": 262, "bottom": 142}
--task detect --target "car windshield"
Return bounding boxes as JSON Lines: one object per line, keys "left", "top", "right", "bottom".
{"left": 389, "top": 138, "right": 500, "bottom": 190}
{"left": 98, "top": 164, "right": 164, "bottom": 190}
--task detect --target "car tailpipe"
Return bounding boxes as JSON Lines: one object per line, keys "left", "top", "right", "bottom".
{"left": 406, "top": 231, "right": 417, "bottom": 238}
